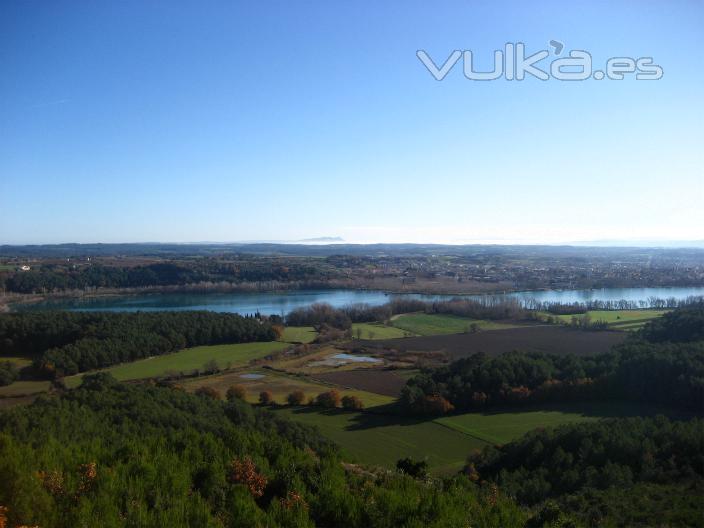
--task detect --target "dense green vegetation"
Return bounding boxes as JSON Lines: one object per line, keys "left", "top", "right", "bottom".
{"left": 401, "top": 306, "right": 704, "bottom": 414}
{"left": 466, "top": 417, "right": 704, "bottom": 527}
{"left": 641, "top": 305, "right": 704, "bottom": 342}
{"left": 401, "top": 342, "right": 704, "bottom": 413}
{"left": 0, "top": 311, "right": 275, "bottom": 378}
{"left": 0, "top": 374, "right": 527, "bottom": 527}
{"left": 0, "top": 361, "right": 19, "bottom": 387}
{"left": 0, "top": 300, "right": 700, "bottom": 526}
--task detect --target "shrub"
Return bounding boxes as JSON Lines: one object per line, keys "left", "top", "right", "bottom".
{"left": 341, "top": 395, "right": 364, "bottom": 410}
{"left": 315, "top": 389, "right": 341, "bottom": 408}
{"left": 396, "top": 457, "right": 429, "bottom": 479}
{"left": 259, "top": 390, "right": 273, "bottom": 405}
{"left": 271, "top": 324, "right": 285, "bottom": 340}
{"left": 417, "top": 395, "right": 454, "bottom": 415}
{"left": 226, "top": 384, "right": 247, "bottom": 401}
{"left": 287, "top": 390, "right": 306, "bottom": 406}
{"left": 0, "top": 361, "right": 19, "bottom": 386}
{"left": 195, "top": 386, "right": 221, "bottom": 400}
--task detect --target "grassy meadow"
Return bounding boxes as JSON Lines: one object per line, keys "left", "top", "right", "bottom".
{"left": 351, "top": 322, "right": 412, "bottom": 340}
{"left": 556, "top": 309, "right": 669, "bottom": 330}
{"left": 0, "top": 379, "right": 52, "bottom": 397}
{"left": 272, "top": 406, "right": 486, "bottom": 474}
{"left": 181, "top": 368, "right": 395, "bottom": 408}
{"left": 281, "top": 326, "right": 317, "bottom": 343}
{"left": 273, "top": 400, "right": 691, "bottom": 474}
{"left": 64, "top": 341, "right": 289, "bottom": 388}
{"left": 435, "top": 401, "right": 690, "bottom": 444}
{"left": 1, "top": 357, "right": 32, "bottom": 369}
{"left": 391, "top": 313, "right": 520, "bottom": 336}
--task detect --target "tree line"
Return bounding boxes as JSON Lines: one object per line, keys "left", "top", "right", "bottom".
{"left": 0, "top": 311, "right": 275, "bottom": 378}
{"left": 400, "top": 306, "right": 704, "bottom": 414}
{"left": 285, "top": 297, "right": 532, "bottom": 330}
{"left": 1, "top": 259, "right": 334, "bottom": 294}
{"left": 528, "top": 296, "right": 704, "bottom": 314}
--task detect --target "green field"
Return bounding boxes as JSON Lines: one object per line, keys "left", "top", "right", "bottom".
{"left": 273, "top": 401, "right": 689, "bottom": 474}
{"left": 352, "top": 322, "right": 412, "bottom": 340}
{"left": 436, "top": 401, "right": 690, "bottom": 444}
{"left": 556, "top": 309, "right": 669, "bottom": 330}
{"left": 391, "top": 313, "right": 519, "bottom": 336}
{"left": 281, "top": 326, "right": 317, "bottom": 343}
{"left": 272, "top": 407, "right": 486, "bottom": 474}
{"left": 64, "top": 341, "right": 289, "bottom": 388}
{"left": 0, "top": 380, "right": 51, "bottom": 397}
{"left": 0, "top": 356, "right": 32, "bottom": 369}
{"left": 182, "top": 368, "right": 395, "bottom": 408}
{"left": 436, "top": 406, "right": 597, "bottom": 444}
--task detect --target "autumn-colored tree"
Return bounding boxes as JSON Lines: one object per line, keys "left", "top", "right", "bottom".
{"left": 471, "top": 391, "right": 488, "bottom": 407}
{"left": 341, "top": 395, "right": 364, "bottom": 410}
{"left": 280, "top": 490, "right": 308, "bottom": 511}
{"left": 271, "top": 324, "right": 285, "bottom": 340}
{"left": 196, "top": 386, "right": 222, "bottom": 400}
{"left": 228, "top": 457, "right": 267, "bottom": 498}
{"left": 464, "top": 462, "right": 480, "bottom": 482}
{"left": 259, "top": 390, "right": 273, "bottom": 405}
{"left": 315, "top": 389, "right": 341, "bottom": 408}
{"left": 226, "top": 385, "right": 247, "bottom": 401}
{"left": 286, "top": 390, "right": 305, "bottom": 406}
{"left": 417, "top": 394, "right": 454, "bottom": 415}
{"left": 76, "top": 462, "right": 97, "bottom": 497}
{"left": 505, "top": 385, "right": 531, "bottom": 403}
{"left": 38, "top": 469, "right": 64, "bottom": 496}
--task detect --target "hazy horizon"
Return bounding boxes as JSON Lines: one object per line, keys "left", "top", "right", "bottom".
{"left": 2, "top": 238, "right": 704, "bottom": 249}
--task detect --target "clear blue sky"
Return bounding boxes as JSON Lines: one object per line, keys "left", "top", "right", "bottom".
{"left": 1, "top": 1, "right": 702, "bottom": 245}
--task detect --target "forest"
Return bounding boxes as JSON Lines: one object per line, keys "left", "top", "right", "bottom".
{"left": 0, "top": 311, "right": 274, "bottom": 380}
{"left": 465, "top": 417, "right": 704, "bottom": 527}
{"left": 1, "top": 259, "right": 332, "bottom": 294}
{"left": 400, "top": 306, "right": 704, "bottom": 414}
{"left": 0, "top": 373, "right": 528, "bottom": 528}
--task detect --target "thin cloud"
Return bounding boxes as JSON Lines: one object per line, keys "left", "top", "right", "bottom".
{"left": 29, "top": 98, "right": 70, "bottom": 109}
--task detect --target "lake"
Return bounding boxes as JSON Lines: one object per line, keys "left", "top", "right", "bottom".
{"left": 12, "top": 286, "right": 704, "bottom": 315}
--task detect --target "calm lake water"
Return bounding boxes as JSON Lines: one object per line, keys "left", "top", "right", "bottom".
{"left": 13, "top": 286, "right": 704, "bottom": 315}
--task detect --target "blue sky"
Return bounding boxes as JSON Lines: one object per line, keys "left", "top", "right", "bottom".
{"left": 1, "top": 1, "right": 702, "bottom": 245}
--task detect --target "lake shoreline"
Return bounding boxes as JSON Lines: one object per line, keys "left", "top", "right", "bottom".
{"left": 0, "top": 281, "right": 558, "bottom": 312}
{"left": 5, "top": 283, "right": 704, "bottom": 314}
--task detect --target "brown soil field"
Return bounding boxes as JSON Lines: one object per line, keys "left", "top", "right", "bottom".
{"left": 312, "top": 369, "right": 408, "bottom": 397}
{"left": 360, "top": 325, "right": 626, "bottom": 359}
